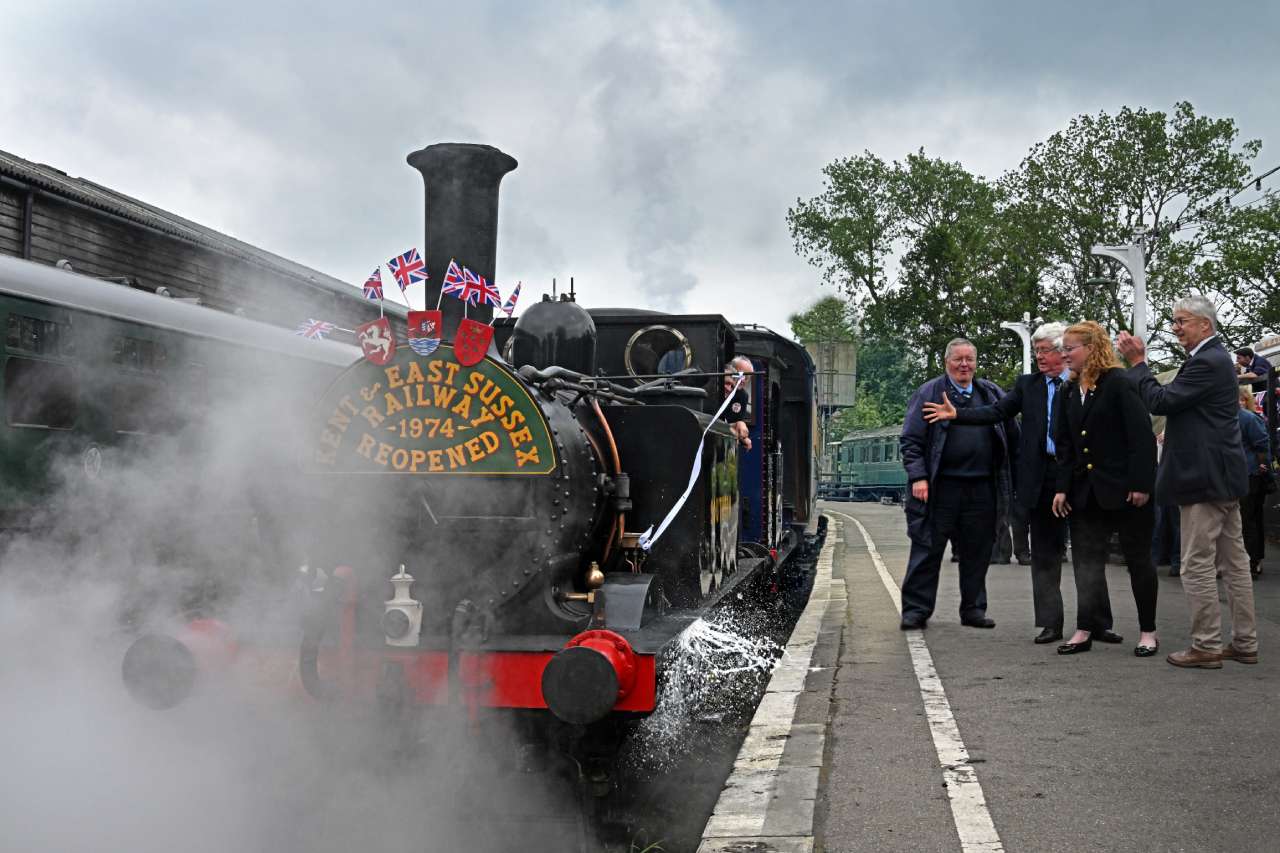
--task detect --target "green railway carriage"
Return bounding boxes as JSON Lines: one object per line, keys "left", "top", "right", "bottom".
{"left": 824, "top": 425, "right": 908, "bottom": 502}
{"left": 0, "top": 253, "right": 356, "bottom": 536}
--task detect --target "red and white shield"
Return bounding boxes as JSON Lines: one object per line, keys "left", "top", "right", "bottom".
{"left": 407, "top": 310, "right": 442, "bottom": 356}
{"left": 355, "top": 317, "right": 396, "bottom": 365}
{"left": 455, "top": 318, "right": 494, "bottom": 367}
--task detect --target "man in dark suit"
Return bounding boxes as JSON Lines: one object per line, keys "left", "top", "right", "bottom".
{"left": 923, "top": 322, "right": 1121, "bottom": 645}
{"left": 899, "top": 338, "right": 1019, "bottom": 629}
{"left": 1117, "top": 296, "right": 1256, "bottom": 669}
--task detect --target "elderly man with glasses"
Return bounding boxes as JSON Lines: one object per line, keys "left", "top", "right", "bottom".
{"left": 1117, "top": 297, "right": 1256, "bottom": 669}
{"left": 898, "top": 338, "right": 1019, "bottom": 630}
{"left": 924, "top": 322, "right": 1120, "bottom": 645}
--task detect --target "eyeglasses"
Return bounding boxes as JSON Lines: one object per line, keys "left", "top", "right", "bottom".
{"left": 1033, "top": 346, "right": 1059, "bottom": 355}
{"left": 1170, "top": 316, "right": 1200, "bottom": 328}
{"left": 1061, "top": 344, "right": 1086, "bottom": 353}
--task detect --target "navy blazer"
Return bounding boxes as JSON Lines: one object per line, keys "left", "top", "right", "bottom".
{"left": 1052, "top": 368, "right": 1156, "bottom": 511}
{"left": 1128, "top": 336, "right": 1249, "bottom": 505}
{"left": 952, "top": 371, "right": 1063, "bottom": 509}
{"left": 899, "top": 375, "right": 1019, "bottom": 547}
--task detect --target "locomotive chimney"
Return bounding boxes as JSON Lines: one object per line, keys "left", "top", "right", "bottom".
{"left": 406, "top": 143, "right": 518, "bottom": 338}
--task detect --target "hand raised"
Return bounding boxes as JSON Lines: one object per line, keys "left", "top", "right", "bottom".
{"left": 1116, "top": 331, "right": 1146, "bottom": 364}
{"left": 922, "top": 392, "right": 957, "bottom": 424}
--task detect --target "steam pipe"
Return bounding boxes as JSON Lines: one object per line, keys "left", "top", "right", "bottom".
{"left": 405, "top": 143, "right": 517, "bottom": 338}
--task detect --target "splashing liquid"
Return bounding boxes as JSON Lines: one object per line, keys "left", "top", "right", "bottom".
{"left": 625, "top": 614, "right": 783, "bottom": 774}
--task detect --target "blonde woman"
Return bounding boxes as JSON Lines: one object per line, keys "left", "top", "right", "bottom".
{"left": 1051, "top": 322, "right": 1160, "bottom": 657}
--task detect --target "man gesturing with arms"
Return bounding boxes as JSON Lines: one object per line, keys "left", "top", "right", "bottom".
{"left": 1117, "top": 296, "right": 1256, "bottom": 668}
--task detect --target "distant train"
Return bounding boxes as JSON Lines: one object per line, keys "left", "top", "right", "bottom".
{"left": 821, "top": 425, "right": 908, "bottom": 503}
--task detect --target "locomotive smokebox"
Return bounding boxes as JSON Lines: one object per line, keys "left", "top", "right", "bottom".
{"left": 406, "top": 143, "right": 517, "bottom": 338}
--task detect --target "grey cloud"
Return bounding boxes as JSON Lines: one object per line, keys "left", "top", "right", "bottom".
{"left": 1, "top": 0, "right": 1277, "bottom": 333}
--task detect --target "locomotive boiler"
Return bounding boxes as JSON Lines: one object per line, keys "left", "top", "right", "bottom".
{"left": 121, "top": 143, "right": 820, "bottom": 779}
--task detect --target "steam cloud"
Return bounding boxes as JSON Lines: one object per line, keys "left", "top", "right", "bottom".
{"left": 0, "top": 350, "right": 574, "bottom": 853}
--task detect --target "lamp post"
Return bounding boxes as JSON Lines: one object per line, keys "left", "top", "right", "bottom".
{"left": 1090, "top": 235, "right": 1148, "bottom": 341}
{"left": 1000, "top": 312, "right": 1032, "bottom": 375}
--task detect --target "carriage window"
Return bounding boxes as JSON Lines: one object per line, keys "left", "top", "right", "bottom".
{"left": 111, "top": 380, "right": 175, "bottom": 434}
{"left": 112, "top": 336, "right": 168, "bottom": 372}
{"left": 6, "top": 314, "right": 72, "bottom": 357}
{"left": 4, "top": 357, "right": 77, "bottom": 428}
{"left": 871, "top": 445, "right": 882, "bottom": 463}
{"left": 624, "top": 325, "right": 694, "bottom": 377}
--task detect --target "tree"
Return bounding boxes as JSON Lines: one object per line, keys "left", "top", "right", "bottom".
{"left": 787, "top": 295, "right": 856, "bottom": 343}
{"left": 1200, "top": 193, "right": 1280, "bottom": 334}
{"left": 1004, "top": 102, "right": 1264, "bottom": 354}
{"left": 789, "top": 150, "right": 1030, "bottom": 386}
{"left": 789, "top": 102, "right": 1275, "bottom": 383}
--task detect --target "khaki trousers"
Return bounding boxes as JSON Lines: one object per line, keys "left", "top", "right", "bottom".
{"left": 1179, "top": 501, "right": 1257, "bottom": 653}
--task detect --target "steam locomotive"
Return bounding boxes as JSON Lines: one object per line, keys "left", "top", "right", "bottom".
{"left": 0, "top": 144, "right": 820, "bottom": 795}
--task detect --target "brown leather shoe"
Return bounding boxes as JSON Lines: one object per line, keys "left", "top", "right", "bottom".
{"left": 1166, "top": 648, "right": 1223, "bottom": 669}
{"left": 1221, "top": 645, "right": 1259, "bottom": 664}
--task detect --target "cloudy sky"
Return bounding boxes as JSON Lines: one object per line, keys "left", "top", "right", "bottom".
{"left": 1, "top": 0, "right": 1276, "bottom": 335}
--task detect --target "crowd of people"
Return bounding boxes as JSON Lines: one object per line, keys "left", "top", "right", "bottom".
{"left": 898, "top": 296, "right": 1275, "bottom": 669}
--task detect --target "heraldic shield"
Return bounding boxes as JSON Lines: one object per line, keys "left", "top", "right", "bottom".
{"left": 455, "top": 317, "right": 494, "bottom": 367}
{"left": 407, "top": 310, "right": 442, "bottom": 356}
{"left": 355, "top": 317, "right": 396, "bottom": 365}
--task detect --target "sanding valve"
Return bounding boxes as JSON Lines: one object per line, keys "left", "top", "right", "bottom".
{"left": 383, "top": 564, "right": 423, "bottom": 647}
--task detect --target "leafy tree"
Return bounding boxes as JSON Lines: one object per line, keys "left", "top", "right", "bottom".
{"left": 789, "top": 102, "right": 1275, "bottom": 382}
{"left": 787, "top": 295, "right": 856, "bottom": 342}
{"left": 1199, "top": 193, "right": 1280, "bottom": 334}
{"left": 1004, "top": 102, "right": 1264, "bottom": 353}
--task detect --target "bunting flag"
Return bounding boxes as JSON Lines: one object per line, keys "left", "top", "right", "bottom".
{"left": 361, "top": 267, "right": 384, "bottom": 301}
{"left": 501, "top": 281, "right": 522, "bottom": 317}
{"left": 295, "top": 318, "right": 337, "bottom": 340}
{"left": 387, "top": 248, "right": 428, "bottom": 293}
{"left": 460, "top": 268, "right": 501, "bottom": 307}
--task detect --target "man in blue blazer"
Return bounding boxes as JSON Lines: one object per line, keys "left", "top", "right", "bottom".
{"left": 1117, "top": 296, "right": 1256, "bottom": 669}
{"left": 899, "top": 338, "right": 1018, "bottom": 629}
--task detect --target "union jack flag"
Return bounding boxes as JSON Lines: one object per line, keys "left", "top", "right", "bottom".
{"left": 440, "top": 259, "right": 466, "bottom": 297}
{"left": 501, "top": 281, "right": 522, "bottom": 317}
{"left": 294, "top": 318, "right": 336, "bottom": 340}
{"left": 461, "top": 268, "right": 501, "bottom": 307}
{"left": 387, "top": 248, "right": 428, "bottom": 292}
{"left": 362, "top": 267, "right": 383, "bottom": 301}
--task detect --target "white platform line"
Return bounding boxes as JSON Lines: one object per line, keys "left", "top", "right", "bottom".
{"left": 698, "top": 523, "right": 837, "bottom": 847}
{"left": 831, "top": 510, "right": 1004, "bottom": 853}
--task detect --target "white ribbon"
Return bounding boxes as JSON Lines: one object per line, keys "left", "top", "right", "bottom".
{"left": 638, "top": 373, "right": 745, "bottom": 552}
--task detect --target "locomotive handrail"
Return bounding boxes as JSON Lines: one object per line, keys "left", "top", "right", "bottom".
{"left": 516, "top": 364, "right": 640, "bottom": 405}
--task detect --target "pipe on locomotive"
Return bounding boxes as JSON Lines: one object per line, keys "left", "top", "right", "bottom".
{"left": 405, "top": 143, "right": 517, "bottom": 341}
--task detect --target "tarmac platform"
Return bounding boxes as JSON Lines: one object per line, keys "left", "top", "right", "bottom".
{"left": 699, "top": 500, "right": 1280, "bottom": 853}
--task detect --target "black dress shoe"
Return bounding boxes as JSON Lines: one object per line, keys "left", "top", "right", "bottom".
{"left": 961, "top": 615, "right": 996, "bottom": 629}
{"left": 1057, "top": 638, "right": 1093, "bottom": 655}
{"left": 1034, "top": 628, "right": 1063, "bottom": 644}
{"left": 1016, "top": 555, "right": 1033, "bottom": 566}
{"left": 1095, "top": 630, "right": 1123, "bottom": 644}
{"left": 900, "top": 616, "right": 927, "bottom": 630}
{"left": 1134, "top": 640, "right": 1160, "bottom": 658}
